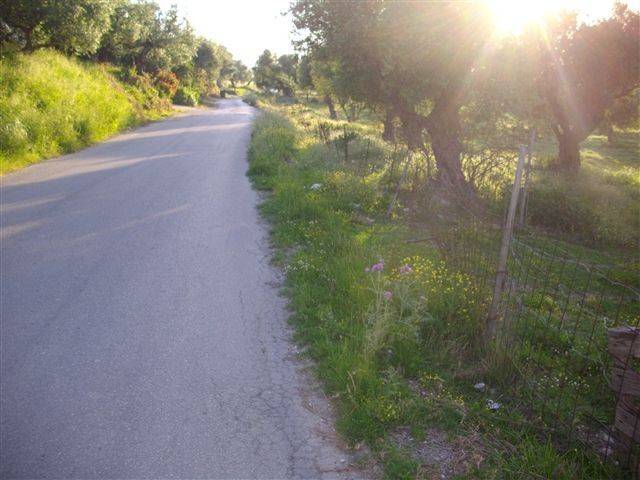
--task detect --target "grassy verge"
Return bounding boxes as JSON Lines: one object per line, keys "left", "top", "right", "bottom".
{"left": 247, "top": 104, "right": 634, "bottom": 478}
{"left": 0, "top": 50, "right": 174, "bottom": 175}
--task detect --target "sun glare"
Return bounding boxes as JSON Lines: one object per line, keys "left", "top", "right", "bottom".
{"left": 486, "top": 0, "right": 633, "bottom": 35}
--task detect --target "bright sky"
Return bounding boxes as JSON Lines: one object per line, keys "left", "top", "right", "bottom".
{"left": 487, "top": 0, "right": 640, "bottom": 34}
{"left": 158, "top": 0, "right": 295, "bottom": 67}
{"left": 158, "top": 0, "right": 639, "bottom": 67}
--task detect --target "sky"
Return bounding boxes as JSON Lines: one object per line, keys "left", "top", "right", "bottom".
{"left": 158, "top": 0, "right": 296, "bottom": 67}
{"left": 158, "top": 0, "right": 640, "bottom": 68}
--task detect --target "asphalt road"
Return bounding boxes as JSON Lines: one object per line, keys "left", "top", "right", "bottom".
{"left": 1, "top": 99, "right": 363, "bottom": 479}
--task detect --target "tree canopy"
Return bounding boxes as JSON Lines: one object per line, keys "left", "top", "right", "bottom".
{"left": 291, "top": 0, "right": 640, "bottom": 196}
{"left": 1, "top": 0, "right": 244, "bottom": 100}
{"left": 1, "top": 0, "right": 114, "bottom": 54}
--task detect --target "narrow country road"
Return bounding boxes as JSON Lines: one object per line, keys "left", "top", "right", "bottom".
{"left": 0, "top": 99, "right": 362, "bottom": 479}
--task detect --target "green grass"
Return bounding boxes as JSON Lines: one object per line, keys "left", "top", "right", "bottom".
{"left": 0, "top": 50, "right": 172, "bottom": 174}
{"left": 525, "top": 131, "right": 639, "bottom": 249}
{"left": 247, "top": 104, "right": 631, "bottom": 478}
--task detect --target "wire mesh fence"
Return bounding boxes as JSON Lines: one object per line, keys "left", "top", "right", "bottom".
{"left": 435, "top": 215, "right": 640, "bottom": 473}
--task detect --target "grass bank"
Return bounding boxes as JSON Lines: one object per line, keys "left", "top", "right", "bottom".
{"left": 247, "top": 101, "right": 634, "bottom": 478}
{"left": 0, "top": 50, "right": 173, "bottom": 175}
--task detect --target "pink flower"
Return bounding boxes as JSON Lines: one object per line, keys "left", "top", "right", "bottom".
{"left": 370, "top": 261, "right": 384, "bottom": 272}
{"left": 399, "top": 264, "right": 413, "bottom": 275}
{"left": 383, "top": 290, "right": 393, "bottom": 300}
{"left": 364, "top": 267, "right": 371, "bottom": 273}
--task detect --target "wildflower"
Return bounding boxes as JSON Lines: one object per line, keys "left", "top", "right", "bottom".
{"left": 364, "top": 267, "right": 371, "bottom": 273}
{"left": 310, "top": 183, "right": 322, "bottom": 190}
{"left": 399, "top": 264, "right": 413, "bottom": 275}
{"left": 383, "top": 290, "right": 393, "bottom": 300}
{"left": 474, "top": 382, "right": 486, "bottom": 392}
{"left": 370, "top": 261, "right": 384, "bottom": 272}
{"left": 486, "top": 399, "right": 501, "bottom": 411}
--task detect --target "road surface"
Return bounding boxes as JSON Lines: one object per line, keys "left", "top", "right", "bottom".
{"left": 1, "top": 99, "right": 364, "bottom": 479}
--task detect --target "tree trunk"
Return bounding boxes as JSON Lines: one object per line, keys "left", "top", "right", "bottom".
{"left": 425, "top": 106, "right": 469, "bottom": 194}
{"left": 24, "top": 27, "right": 34, "bottom": 52}
{"left": 382, "top": 110, "right": 395, "bottom": 142}
{"left": 324, "top": 95, "right": 337, "bottom": 120}
{"left": 556, "top": 131, "right": 581, "bottom": 171}
{"left": 604, "top": 123, "right": 615, "bottom": 144}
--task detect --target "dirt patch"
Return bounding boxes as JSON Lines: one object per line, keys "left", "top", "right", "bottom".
{"left": 390, "top": 426, "right": 485, "bottom": 479}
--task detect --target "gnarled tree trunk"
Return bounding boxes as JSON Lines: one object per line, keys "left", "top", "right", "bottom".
{"left": 324, "top": 95, "right": 337, "bottom": 119}
{"left": 382, "top": 110, "right": 395, "bottom": 142}
{"left": 556, "top": 131, "right": 581, "bottom": 171}
{"left": 604, "top": 123, "right": 615, "bottom": 144}
{"left": 425, "top": 102, "right": 472, "bottom": 197}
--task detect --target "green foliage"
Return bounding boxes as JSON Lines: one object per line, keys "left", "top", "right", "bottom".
{"left": 0, "top": 49, "right": 169, "bottom": 174}
{"left": 172, "top": 85, "right": 199, "bottom": 106}
{"left": 229, "top": 59, "right": 251, "bottom": 88}
{"left": 3, "top": 0, "right": 242, "bottom": 109}
{"left": 252, "top": 49, "right": 298, "bottom": 96}
{"left": 153, "top": 69, "right": 179, "bottom": 97}
{"left": 97, "top": 2, "right": 196, "bottom": 73}
{"left": 1, "top": 0, "right": 114, "bottom": 55}
{"left": 241, "top": 92, "right": 260, "bottom": 108}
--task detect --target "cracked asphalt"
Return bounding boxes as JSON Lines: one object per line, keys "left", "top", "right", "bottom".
{"left": 1, "top": 99, "right": 367, "bottom": 479}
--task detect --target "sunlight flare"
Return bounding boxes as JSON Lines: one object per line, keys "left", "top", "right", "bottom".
{"left": 485, "top": 0, "right": 635, "bottom": 34}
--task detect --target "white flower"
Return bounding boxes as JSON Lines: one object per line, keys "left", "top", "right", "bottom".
{"left": 486, "top": 399, "right": 501, "bottom": 411}
{"left": 310, "top": 183, "right": 322, "bottom": 190}
{"left": 474, "top": 382, "right": 486, "bottom": 392}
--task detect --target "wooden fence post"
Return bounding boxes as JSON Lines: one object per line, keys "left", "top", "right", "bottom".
{"left": 486, "top": 145, "right": 527, "bottom": 343}
{"left": 607, "top": 326, "right": 640, "bottom": 466}
{"left": 518, "top": 129, "right": 536, "bottom": 228}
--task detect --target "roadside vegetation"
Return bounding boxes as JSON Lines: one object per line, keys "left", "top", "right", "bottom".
{"left": 0, "top": 0, "right": 252, "bottom": 174}
{"left": 0, "top": 50, "right": 170, "bottom": 173}
{"left": 246, "top": 1, "right": 639, "bottom": 478}
{"left": 248, "top": 99, "right": 637, "bottom": 479}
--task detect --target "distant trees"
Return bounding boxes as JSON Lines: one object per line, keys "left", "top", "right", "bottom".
{"left": 1, "top": 0, "right": 243, "bottom": 101}
{"left": 229, "top": 60, "right": 251, "bottom": 88}
{"left": 252, "top": 49, "right": 298, "bottom": 96}
{"left": 98, "top": 2, "right": 196, "bottom": 73}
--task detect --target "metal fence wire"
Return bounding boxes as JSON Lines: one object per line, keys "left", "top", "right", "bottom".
{"left": 435, "top": 202, "right": 639, "bottom": 474}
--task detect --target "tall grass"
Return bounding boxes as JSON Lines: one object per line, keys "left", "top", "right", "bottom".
{"left": 0, "top": 50, "right": 170, "bottom": 174}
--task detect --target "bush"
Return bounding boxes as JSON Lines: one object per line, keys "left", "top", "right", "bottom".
{"left": 172, "top": 86, "right": 199, "bottom": 106}
{"left": 242, "top": 92, "right": 259, "bottom": 107}
{"left": 153, "top": 69, "right": 179, "bottom": 98}
{"left": 116, "top": 67, "right": 171, "bottom": 113}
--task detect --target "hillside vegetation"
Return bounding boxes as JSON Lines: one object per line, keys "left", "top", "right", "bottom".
{"left": 0, "top": 50, "right": 171, "bottom": 174}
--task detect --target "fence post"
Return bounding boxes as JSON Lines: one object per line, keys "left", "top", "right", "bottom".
{"left": 607, "top": 326, "right": 640, "bottom": 466}
{"left": 518, "top": 129, "right": 536, "bottom": 228}
{"left": 486, "top": 145, "right": 527, "bottom": 343}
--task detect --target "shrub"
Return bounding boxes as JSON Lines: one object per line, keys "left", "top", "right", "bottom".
{"left": 242, "top": 92, "right": 259, "bottom": 107}
{"left": 172, "top": 86, "right": 200, "bottom": 106}
{"left": 116, "top": 67, "right": 171, "bottom": 113}
{"left": 153, "top": 70, "right": 179, "bottom": 98}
